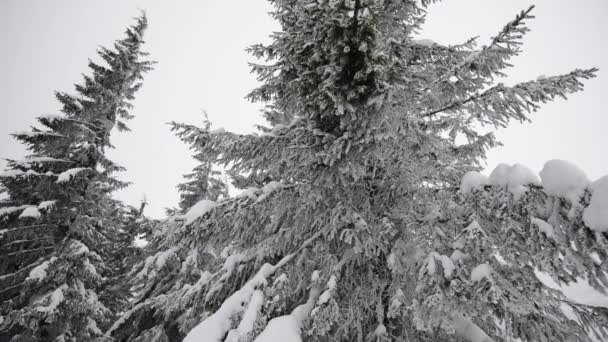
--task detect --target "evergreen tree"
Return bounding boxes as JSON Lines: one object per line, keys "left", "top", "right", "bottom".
{"left": 170, "top": 116, "right": 229, "bottom": 212}
{"left": 115, "top": 2, "right": 607, "bottom": 342}
{"left": 105, "top": 120, "right": 229, "bottom": 341}
{"left": 101, "top": 198, "right": 158, "bottom": 323}
{"left": 0, "top": 14, "right": 153, "bottom": 341}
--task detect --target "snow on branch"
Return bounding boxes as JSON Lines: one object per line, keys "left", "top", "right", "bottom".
{"left": 583, "top": 176, "right": 608, "bottom": 232}
{"left": 426, "top": 6, "right": 536, "bottom": 89}
{"left": 56, "top": 167, "right": 90, "bottom": 183}
{"left": 35, "top": 284, "right": 68, "bottom": 313}
{"left": 27, "top": 257, "right": 58, "bottom": 282}
{"left": 176, "top": 181, "right": 293, "bottom": 227}
{"left": 421, "top": 68, "right": 597, "bottom": 124}
{"left": 0, "top": 205, "right": 34, "bottom": 218}
{"left": 183, "top": 232, "right": 321, "bottom": 342}
{"left": 540, "top": 159, "right": 590, "bottom": 203}
{"left": 12, "top": 130, "right": 66, "bottom": 139}
{"left": 19, "top": 207, "right": 41, "bottom": 219}
{"left": 225, "top": 290, "right": 265, "bottom": 341}
{"left": 254, "top": 284, "right": 321, "bottom": 342}
{"left": 182, "top": 200, "right": 218, "bottom": 226}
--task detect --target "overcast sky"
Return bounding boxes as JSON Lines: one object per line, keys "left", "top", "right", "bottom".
{"left": 1, "top": 0, "right": 607, "bottom": 218}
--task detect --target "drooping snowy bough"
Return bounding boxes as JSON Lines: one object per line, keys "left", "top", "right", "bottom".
{"left": 111, "top": 1, "right": 606, "bottom": 342}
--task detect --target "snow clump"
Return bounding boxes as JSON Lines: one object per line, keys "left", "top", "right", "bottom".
{"left": 460, "top": 171, "right": 489, "bottom": 194}
{"left": 540, "top": 159, "right": 589, "bottom": 203}
{"left": 583, "top": 175, "right": 608, "bottom": 232}
{"left": 489, "top": 163, "right": 539, "bottom": 198}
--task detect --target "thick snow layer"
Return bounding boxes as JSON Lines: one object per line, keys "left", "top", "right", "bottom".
{"left": 452, "top": 314, "right": 493, "bottom": 342}
{"left": 326, "top": 275, "right": 337, "bottom": 290}
{"left": 56, "top": 167, "right": 89, "bottom": 183}
{"left": 489, "top": 163, "right": 539, "bottom": 198}
{"left": 535, "top": 271, "right": 608, "bottom": 308}
{"left": 27, "top": 257, "right": 57, "bottom": 282}
{"left": 183, "top": 199, "right": 218, "bottom": 225}
{"left": 387, "top": 253, "right": 396, "bottom": 270}
{"left": 318, "top": 275, "right": 337, "bottom": 305}
{"left": 255, "top": 284, "right": 320, "bottom": 342}
{"left": 184, "top": 255, "right": 294, "bottom": 342}
{"left": 263, "top": 181, "right": 284, "bottom": 193}
{"left": 216, "top": 253, "right": 247, "bottom": 279}
{"left": 132, "top": 234, "right": 149, "bottom": 248}
{"left": 438, "top": 254, "right": 455, "bottom": 278}
{"left": 256, "top": 181, "right": 286, "bottom": 202}
{"left": 254, "top": 314, "right": 301, "bottom": 342}
{"left": 237, "top": 187, "right": 259, "bottom": 200}
{"left": 86, "top": 317, "right": 103, "bottom": 336}
{"left": 583, "top": 175, "right": 608, "bottom": 232}
{"left": 25, "top": 170, "right": 42, "bottom": 177}
{"left": 589, "top": 252, "right": 602, "bottom": 265}
{"left": 19, "top": 206, "right": 41, "bottom": 219}
{"left": 470, "top": 263, "right": 493, "bottom": 282}
{"left": 374, "top": 324, "right": 387, "bottom": 336}
{"left": 225, "top": 290, "right": 265, "bottom": 342}
{"left": 0, "top": 205, "right": 30, "bottom": 218}
{"left": 531, "top": 217, "right": 555, "bottom": 240}
{"left": 0, "top": 169, "right": 25, "bottom": 178}
{"left": 37, "top": 284, "right": 68, "bottom": 313}
{"left": 540, "top": 160, "right": 589, "bottom": 202}
{"left": 460, "top": 171, "right": 488, "bottom": 194}
{"left": 38, "top": 200, "right": 56, "bottom": 211}
{"left": 559, "top": 302, "right": 578, "bottom": 322}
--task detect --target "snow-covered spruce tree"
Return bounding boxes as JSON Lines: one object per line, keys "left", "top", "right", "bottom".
{"left": 171, "top": 117, "right": 229, "bottom": 212}
{"left": 0, "top": 14, "right": 153, "bottom": 341}
{"left": 115, "top": 2, "right": 606, "bottom": 342}
{"left": 105, "top": 120, "right": 229, "bottom": 341}
{"left": 101, "top": 198, "right": 159, "bottom": 321}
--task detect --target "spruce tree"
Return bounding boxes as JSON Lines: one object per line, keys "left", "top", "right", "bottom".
{"left": 105, "top": 119, "right": 229, "bottom": 342}
{"left": 115, "top": 2, "right": 607, "bottom": 342}
{"left": 101, "top": 198, "right": 158, "bottom": 324}
{"left": 171, "top": 116, "right": 229, "bottom": 212}
{"left": 0, "top": 14, "right": 153, "bottom": 341}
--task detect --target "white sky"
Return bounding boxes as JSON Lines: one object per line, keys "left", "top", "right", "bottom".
{"left": 1, "top": 0, "right": 607, "bottom": 218}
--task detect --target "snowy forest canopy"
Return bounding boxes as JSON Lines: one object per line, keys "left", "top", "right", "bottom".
{"left": 1, "top": 1, "right": 607, "bottom": 342}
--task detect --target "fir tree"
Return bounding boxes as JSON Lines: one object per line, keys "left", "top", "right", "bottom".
{"left": 101, "top": 198, "right": 158, "bottom": 323}
{"left": 0, "top": 14, "right": 153, "bottom": 341}
{"left": 170, "top": 115, "right": 229, "bottom": 212}
{"left": 114, "top": 2, "right": 607, "bottom": 342}
{"left": 105, "top": 119, "right": 229, "bottom": 341}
